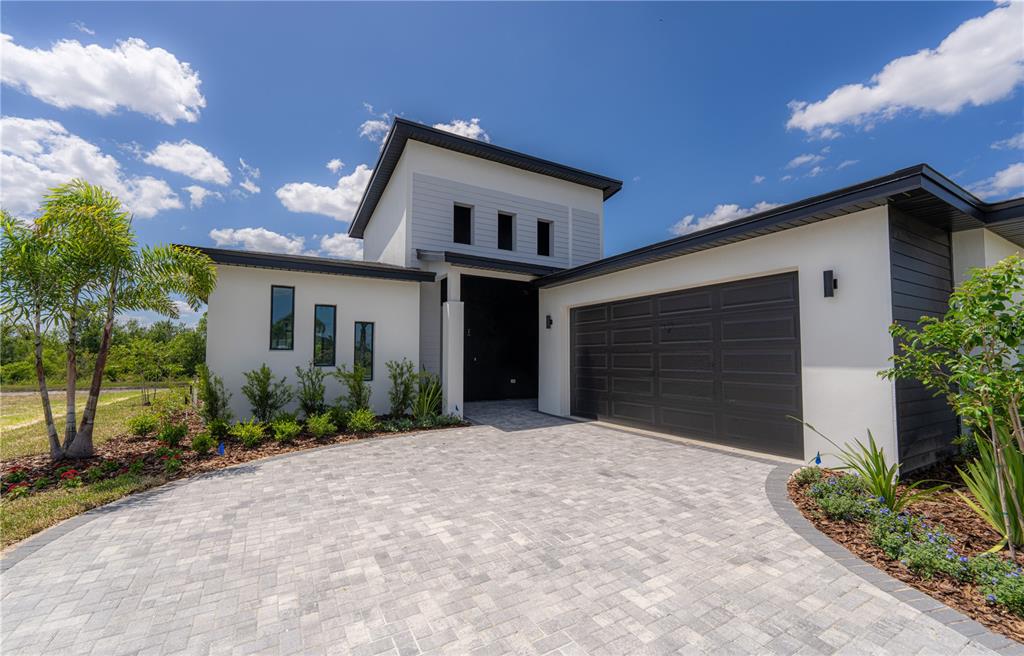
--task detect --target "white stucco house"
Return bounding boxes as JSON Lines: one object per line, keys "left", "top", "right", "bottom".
{"left": 191, "top": 118, "right": 1024, "bottom": 471}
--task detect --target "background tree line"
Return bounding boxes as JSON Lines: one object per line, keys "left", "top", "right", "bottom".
{"left": 1, "top": 315, "right": 206, "bottom": 387}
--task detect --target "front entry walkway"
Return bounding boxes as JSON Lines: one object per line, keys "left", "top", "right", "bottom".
{"left": 1, "top": 405, "right": 997, "bottom": 655}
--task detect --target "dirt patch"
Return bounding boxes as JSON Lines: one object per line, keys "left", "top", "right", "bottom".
{"left": 788, "top": 472, "right": 1024, "bottom": 644}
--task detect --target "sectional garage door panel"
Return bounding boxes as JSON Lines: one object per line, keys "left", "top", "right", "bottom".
{"left": 570, "top": 272, "right": 803, "bottom": 458}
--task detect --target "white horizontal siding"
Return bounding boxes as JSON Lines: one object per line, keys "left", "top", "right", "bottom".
{"left": 412, "top": 173, "right": 589, "bottom": 269}
{"left": 571, "top": 208, "right": 601, "bottom": 266}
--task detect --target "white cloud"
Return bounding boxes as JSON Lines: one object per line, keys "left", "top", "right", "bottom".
{"left": 433, "top": 118, "right": 490, "bottom": 142}
{"left": 144, "top": 140, "right": 230, "bottom": 185}
{"left": 359, "top": 119, "right": 390, "bottom": 143}
{"left": 326, "top": 158, "right": 344, "bottom": 173}
{"left": 0, "top": 33, "right": 205, "bottom": 124}
{"left": 787, "top": 2, "right": 1024, "bottom": 137}
{"left": 670, "top": 201, "right": 780, "bottom": 236}
{"left": 1, "top": 116, "right": 181, "bottom": 218}
{"left": 209, "top": 227, "right": 306, "bottom": 255}
{"left": 992, "top": 132, "right": 1024, "bottom": 150}
{"left": 71, "top": 22, "right": 95, "bottom": 36}
{"left": 237, "top": 158, "right": 260, "bottom": 194}
{"left": 970, "top": 162, "right": 1024, "bottom": 199}
{"left": 780, "top": 175, "right": 793, "bottom": 182}
{"left": 183, "top": 185, "right": 222, "bottom": 209}
{"left": 275, "top": 164, "right": 373, "bottom": 222}
{"left": 319, "top": 232, "right": 363, "bottom": 260}
{"left": 807, "top": 165, "right": 825, "bottom": 177}
{"left": 752, "top": 175, "right": 766, "bottom": 184}
{"left": 837, "top": 159, "right": 860, "bottom": 170}
{"left": 786, "top": 153, "right": 824, "bottom": 169}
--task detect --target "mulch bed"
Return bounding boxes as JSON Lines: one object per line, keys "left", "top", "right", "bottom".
{"left": 788, "top": 471, "right": 1024, "bottom": 644}
{"left": 1, "top": 407, "right": 468, "bottom": 497}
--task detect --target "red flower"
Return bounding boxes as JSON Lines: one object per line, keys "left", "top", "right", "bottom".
{"left": 60, "top": 469, "right": 79, "bottom": 480}
{"left": 6, "top": 482, "right": 27, "bottom": 492}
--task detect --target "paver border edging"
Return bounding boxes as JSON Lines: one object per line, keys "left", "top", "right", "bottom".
{"left": 0, "top": 425, "right": 467, "bottom": 574}
{"left": 764, "top": 463, "right": 1024, "bottom": 655}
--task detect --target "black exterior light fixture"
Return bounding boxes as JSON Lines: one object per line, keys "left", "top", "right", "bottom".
{"left": 823, "top": 270, "right": 838, "bottom": 298}
{"left": 546, "top": 314, "right": 553, "bottom": 329}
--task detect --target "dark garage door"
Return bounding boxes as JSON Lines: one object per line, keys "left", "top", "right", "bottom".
{"left": 570, "top": 272, "right": 803, "bottom": 458}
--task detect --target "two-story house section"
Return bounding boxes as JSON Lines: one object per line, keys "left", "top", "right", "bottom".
{"left": 348, "top": 119, "right": 622, "bottom": 411}
{"left": 195, "top": 118, "right": 1023, "bottom": 470}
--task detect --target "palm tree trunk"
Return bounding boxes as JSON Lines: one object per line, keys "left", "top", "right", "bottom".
{"left": 75, "top": 273, "right": 119, "bottom": 453}
{"left": 33, "top": 308, "right": 61, "bottom": 459}
{"left": 63, "top": 300, "right": 78, "bottom": 450}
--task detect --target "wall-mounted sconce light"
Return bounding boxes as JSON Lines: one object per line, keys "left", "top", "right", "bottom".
{"left": 823, "top": 270, "right": 838, "bottom": 298}
{"left": 545, "top": 315, "right": 553, "bottom": 329}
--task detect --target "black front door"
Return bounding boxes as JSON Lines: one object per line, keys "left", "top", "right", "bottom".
{"left": 462, "top": 275, "right": 538, "bottom": 401}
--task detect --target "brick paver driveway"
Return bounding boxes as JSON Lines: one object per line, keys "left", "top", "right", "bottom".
{"left": 1, "top": 401, "right": 998, "bottom": 655}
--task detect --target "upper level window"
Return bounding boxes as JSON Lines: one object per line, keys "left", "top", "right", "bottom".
{"left": 498, "top": 213, "right": 515, "bottom": 251}
{"left": 354, "top": 321, "right": 374, "bottom": 380}
{"left": 270, "top": 285, "right": 295, "bottom": 350}
{"left": 453, "top": 204, "right": 472, "bottom": 245}
{"left": 313, "top": 304, "right": 336, "bottom": 366}
{"left": 537, "top": 219, "right": 552, "bottom": 257}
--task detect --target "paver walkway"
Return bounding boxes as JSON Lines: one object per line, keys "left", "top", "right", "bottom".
{"left": 0, "top": 401, "right": 1001, "bottom": 655}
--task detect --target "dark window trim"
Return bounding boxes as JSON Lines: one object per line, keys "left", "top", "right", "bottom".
{"left": 313, "top": 304, "right": 337, "bottom": 367}
{"left": 498, "top": 212, "right": 516, "bottom": 251}
{"left": 354, "top": 321, "right": 375, "bottom": 381}
{"left": 269, "top": 285, "right": 295, "bottom": 351}
{"left": 537, "top": 219, "right": 552, "bottom": 257}
{"left": 454, "top": 203, "right": 473, "bottom": 245}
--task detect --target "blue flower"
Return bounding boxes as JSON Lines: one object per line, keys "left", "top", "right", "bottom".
{"left": 986, "top": 594, "right": 997, "bottom": 603}
{"left": 959, "top": 556, "right": 968, "bottom": 564}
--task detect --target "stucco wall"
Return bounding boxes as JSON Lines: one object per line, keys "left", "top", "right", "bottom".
{"left": 206, "top": 265, "right": 420, "bottom": 419}
{"left": 362, "top": 156, "right": 410, "bottom": 267}
{"left": 951, "top": 228, "right": 1022, "bottom": 285}
{"left": 538, "top": 206, "right": 898, "bottom": 465}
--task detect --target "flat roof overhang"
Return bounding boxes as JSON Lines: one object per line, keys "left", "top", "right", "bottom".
{"left": 180, "top": 246, "right": 436, "bottom": 283}
{"left": 417, "top": 249, "right": 564, "bottom": 277}
{"left": 536, "top": 164, "right": 1024, "bottom": 289}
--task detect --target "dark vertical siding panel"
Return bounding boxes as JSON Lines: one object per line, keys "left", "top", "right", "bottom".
{"left": 888, "top": 207, "right": 958, "bottom": 473}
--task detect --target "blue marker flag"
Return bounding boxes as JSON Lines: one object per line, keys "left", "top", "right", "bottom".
{"left": 815, "top": 452, "right": 822, "bottom": 465}
{"left": 218, "top": 441, "right": 225, "bottom": 456}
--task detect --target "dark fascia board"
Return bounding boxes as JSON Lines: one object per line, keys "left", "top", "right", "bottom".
{"left": 349, "top": 118, "right": 622, "bottom": 239}
{"left": 180, "top": 245, "right": 436, "bottom": 283}
{"left": 426, "top": 250, "right": 564, "bottom": 277}
{"left": 536, "top": 164, "right": 1024, "bottom": 289}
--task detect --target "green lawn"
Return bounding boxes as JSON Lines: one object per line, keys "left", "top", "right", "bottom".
{"left": 1, "top": 390, "right": 157, "bottom": 459}
{"left": 1, "top": 473, "right": 161, "bottom": 549}
{"left": 1, "top": 390, "right": 140, "bottom": 431}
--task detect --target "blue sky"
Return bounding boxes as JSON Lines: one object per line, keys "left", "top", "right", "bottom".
{"left": 2, "top": 1, "right": 1023, "bottom": 324}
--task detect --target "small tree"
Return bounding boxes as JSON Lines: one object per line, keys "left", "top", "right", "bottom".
{"left": 295, "top": 362, "right": 327, "bottom": 418}
{"left": 334, "top": 363, "right": 371, "bottom": 411}
{"left": 197, "top": 364, "right": 233, "bottom": 424}
{"left": 241, "top": 363, "right": 292, "bottom": 423}
{"left": 882, "top": 254, "right": 1024, "bottom": 556}
{"left": 385, "top": 358, "right": 416, "bottom": 417}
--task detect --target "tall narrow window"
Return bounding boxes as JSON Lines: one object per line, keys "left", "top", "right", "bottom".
{"left": 270, "top": 286, "right": 294, "bottom": 350}
{"left": 313, "top": 305, "right": 336, "bottom": 366}
{"left": 537, "top": 219, "right": 552, "bottom": 257}
{"left": 453, "top": 204, "right": 472, "bottom": 245}
{"left": 498, "top": 213, "right": 515, "bottom": 251}
{"left": 354, "top": 321, "right": 374, "bottom": 380}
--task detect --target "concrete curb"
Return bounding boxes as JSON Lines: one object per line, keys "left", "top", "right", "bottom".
{"left": 764, "top": 464, "right": 1024, "bottom": 655}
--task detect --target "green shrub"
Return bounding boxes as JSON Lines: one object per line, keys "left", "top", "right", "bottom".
{"left": 793, "top": 467, "right": 823, "bottom": 486}
{"left": 241, "top": 364, "right": 293, "bottom": 423}
{"left": 271, "top": 418, "right": 302, "bottom": 444}
{"left": 157, "top": 422, "right": 188, "bottom": 448}
{"left": 197, "top": 364, "right": 233, "bottom": 424}
{"left": 127, "top": 413, "right": 159, "bottom": 438}
{"left": 870, "top": 509, "right": 970, "bottom": 580}
{"left": 957, "top": 428, "right": 1024, "bottom": 552}
{"left": 801, "top": 422, "right": 947, "bottom": 512}
{"left": 164, "top": 457, "right": 183, "bottom": 476}
{"left": 31, "top": 476, "right": 52, "bottom": 490}
{"left": 128, "top": 459, "right": 144, "bottom": 476}
{"left": 230, "top": 419, "right": 265, "bottom": 448}
{"left": 208, "top": 418, "right": 230, "bottom": 439}
{"left": 346, "top": 407, "right": 378, "bottom": 433}
{"left": 84, "top": 467, "right": 105, "bottom": 484}
{"left": 386, "top": 358, "right": 416, "bottom": 417}
{"left": 381, "top": 417, "right": 415, "bottom": 433}
{"left": 5, "top": 484, "right": 29, "bottom": 500}
{"left": 191, "top": 431, "right": 216, "bottom": 456}
{"left": 435, "top": 414, "right": 463, "bottom": 427}
{"left": 306, "top": 413, "right": 337, "bottom": 439}
{"left": 334, "top": 363, "right": 371, "bottom": 411}
{"left": 152, "top": 392, "right": 187, "bottom": 424}
{"left": 413, "top": 371, "right": 442, "bottom": 421}
{"left": 808, "top": 474, "right": 870, "bottom": 521}
{"left": 100, "top": 460, "right": 121, "bottom": 474}
{"left": 295, "top": 363, "right": 327, "bottom": 418}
